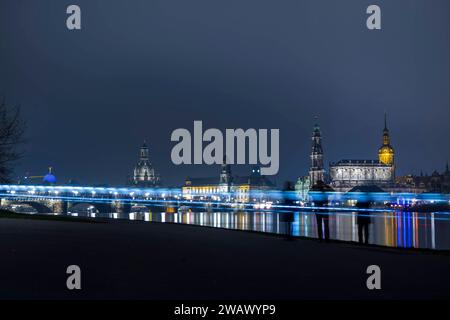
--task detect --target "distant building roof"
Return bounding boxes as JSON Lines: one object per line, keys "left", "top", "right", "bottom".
{"left": 330, "top": 159, "right": 391, "bottom": 167}
{"left": 233, "top": 175, "right": 276, "bottom": 188}
{"left": 310, "top": 180, "right": 334, "bottom": 192}
{"left": 185, "top": 175, "right": 275, "bottom": 188}
{"left": 185, "top": 177, "right": 219, "bottom": 187}
{"left": 348, "top": 185, "right": 385, "bottom": 193}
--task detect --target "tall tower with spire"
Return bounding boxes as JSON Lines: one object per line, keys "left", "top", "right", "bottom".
{"left": 309, "top": 121, "right": 325, "bottom": 186}
{"left": 219, "top": 156, "right": 232, "bottom": 185}
{"left": 378, "top": 113, "right": 395, "bottom": 165}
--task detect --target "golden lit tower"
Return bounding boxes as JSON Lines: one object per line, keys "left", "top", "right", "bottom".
{"left": 378, "top": 113, "right": 394, "bottom": 165}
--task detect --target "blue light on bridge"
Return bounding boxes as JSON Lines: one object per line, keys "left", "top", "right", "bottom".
{"left": 0, "top": 184, "right": 449, "bottom": 215}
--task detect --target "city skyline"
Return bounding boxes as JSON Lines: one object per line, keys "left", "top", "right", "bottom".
{"left": 1, "top": 0, "right": 449, "bottom": 186}
{"left": 13, "top": 114, "right": 450, "bottom": 188}
{"left": 1, "top": 0, "right": 450, "bottom": 304}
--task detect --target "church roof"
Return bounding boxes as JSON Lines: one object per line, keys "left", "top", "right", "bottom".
{"left": 330, "top": 159, "right": 391, "bottom": 167}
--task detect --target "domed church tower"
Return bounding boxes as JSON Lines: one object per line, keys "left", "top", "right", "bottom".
{"left": 378, "top": 113, "right": 395, "bottom": 165}
{"left": 132, "top": 141, "right": 160, "bottom": 187}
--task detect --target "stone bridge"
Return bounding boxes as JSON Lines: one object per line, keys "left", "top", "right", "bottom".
{"left": 0, "top": 185, "right": 181, "bottom": 214}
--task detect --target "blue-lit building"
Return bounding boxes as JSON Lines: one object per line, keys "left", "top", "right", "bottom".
{"left": 19, "top": 167, "right": 57, "bottom": 185}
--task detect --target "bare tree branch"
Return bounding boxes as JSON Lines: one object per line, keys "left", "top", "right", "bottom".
{"left": 0, "top": 99, "right": 26, "bottom": 183}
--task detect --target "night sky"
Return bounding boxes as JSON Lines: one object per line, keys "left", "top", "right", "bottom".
{"left": 1, "top": 0, "right": 449, "bottom": 186}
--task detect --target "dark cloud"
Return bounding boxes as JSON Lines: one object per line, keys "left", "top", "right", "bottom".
{"left": 1, "top": 0, "right": 449, "bottom": 186}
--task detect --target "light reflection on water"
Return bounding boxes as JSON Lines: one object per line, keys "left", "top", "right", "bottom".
{"left": 67, "top": 209, "right": 450, "bottom": 250}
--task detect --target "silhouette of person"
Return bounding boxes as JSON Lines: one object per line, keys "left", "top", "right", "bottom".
{"left": 282, "top": 181, "right": 295, "bottom": 240}
{"left": 356, "top": 196, "right": 372, "bottom": 244}
{"left": 315, "top": 210, "right": 330, "bottom": 241}
{"left": 310, "top": 181, "right": 331, "bottom": 242}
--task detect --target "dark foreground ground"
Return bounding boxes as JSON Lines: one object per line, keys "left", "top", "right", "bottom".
{"left": 0, "top": 216, "right": 449, "bottom": 299}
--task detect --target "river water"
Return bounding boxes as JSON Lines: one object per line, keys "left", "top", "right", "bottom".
{"left": 63, "top": 209, "right": 450, "bottom": 250}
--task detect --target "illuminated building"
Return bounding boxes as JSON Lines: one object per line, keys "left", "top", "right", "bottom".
{"left": 378, "top": 114, "right": 395, "bottom": 165}
{"left": 18, "top": 167, "right": 57, "bottom": 185}
{"left": 183, "top": 164, "right": 275, "bottom": 203}
{"left": 309, "top": 122, "right": 325, "bottom": 186}
{"left": 43, "top": 167, "right": 57, "bottom": 184}
{"left": 329, "top": 114, "right": 395, "bottom": 192}
{"left": 132, "top": 141, "right": 160, "bottom": 187}
{"left": 295, "top": 176, "right": 310, "bottom": 201}
{"left": 396, "top": 164, "right": 450, "bottom": 193}
{"left": 219, "top": 159, "right": 232, "bottom": 192}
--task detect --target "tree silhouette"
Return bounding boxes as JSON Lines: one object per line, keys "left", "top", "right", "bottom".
{"left": 0, "top": 99, "right": 25, "bottom": 183}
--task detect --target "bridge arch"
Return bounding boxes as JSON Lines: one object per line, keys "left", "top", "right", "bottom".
{"left": 67, "top": 202, "right": 112, "bottom": 214}
{"left": 11, "top": 201, "right": 53, "bottom": 214}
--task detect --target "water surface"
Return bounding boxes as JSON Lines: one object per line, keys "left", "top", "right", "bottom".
{"left": 69, "top": 209, "right": 450, "bottom": 250}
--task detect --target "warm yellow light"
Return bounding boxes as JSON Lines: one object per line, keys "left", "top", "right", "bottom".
{"left": 378, "top": 146, "right": 394, "bottom": 165}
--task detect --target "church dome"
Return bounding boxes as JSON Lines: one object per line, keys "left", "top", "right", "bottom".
{"left": 132, "top": 141, "right": 160, "bottom": 187}
{"left": 43, "top": 174, "right": 56, "bottom": 183}
{"left": 43, "top": 167, "right": 57, "bottom": 184}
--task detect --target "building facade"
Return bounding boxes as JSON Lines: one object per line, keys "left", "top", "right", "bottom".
{"left": 183, "top": 165, "right": 275, "bottom": 203}
{"left": 329, "top": 160, "right": 394, "bottom": 191}
{"left": 395, "top": 164, "right": 450, "bottom": 194}
{"left": 295, "top": 176, "right": 311, "bottom": 202}
{"left": 132, "top": 142, "right": 160, "bottom": 187}
{"left": 329, "top": 114, "right": 395, "bottom": 192}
